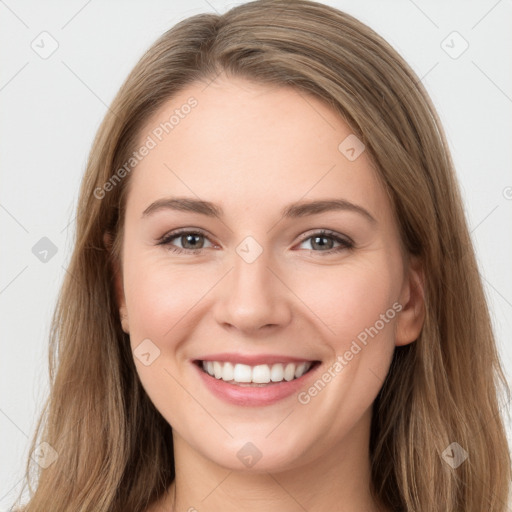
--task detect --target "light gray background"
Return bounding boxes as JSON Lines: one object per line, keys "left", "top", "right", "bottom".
{"left": 1, "top": 0, "right": 511, "bottom": 508}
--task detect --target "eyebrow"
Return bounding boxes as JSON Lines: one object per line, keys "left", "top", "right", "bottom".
{"left": 141, "top": 197, "right": 377, "bottom": 224}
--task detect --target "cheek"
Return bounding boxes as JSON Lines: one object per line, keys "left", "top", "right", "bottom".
{"left": 124, "top": 248, "right": 401, "bottom": 355}
{"left": 124, "top": 259, "right": 209, "bottom": 342}
{"left": 289, "top": 259, "right": 400, "bottom": 438}
{"left": 122, "top": 257, "right": 212, "bottom": 423}
{"left": 287, "top": 258, "right": 399, "bottom": 349}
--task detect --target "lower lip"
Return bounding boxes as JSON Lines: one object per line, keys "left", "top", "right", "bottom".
{"left": 193, "top": 361, "right": 321, "bottom": 407}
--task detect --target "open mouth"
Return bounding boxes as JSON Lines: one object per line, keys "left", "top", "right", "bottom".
{"left": 194, "top": 359, "right": 321, "bottom": 387}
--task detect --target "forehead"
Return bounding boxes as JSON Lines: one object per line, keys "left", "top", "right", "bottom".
{"left": 126, "top": 76, "right": 388, "bottom": 221}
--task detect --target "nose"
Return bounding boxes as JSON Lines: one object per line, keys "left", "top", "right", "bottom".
{"left": 212, "top": 248, "right": 293, "bottom": 335}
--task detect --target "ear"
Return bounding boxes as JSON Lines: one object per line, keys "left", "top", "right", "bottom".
{"left": 395, "top": 255, "right": 425, "bottom": 346}
{"left": 103, "top": 231, "right": 129, "bottom": 334}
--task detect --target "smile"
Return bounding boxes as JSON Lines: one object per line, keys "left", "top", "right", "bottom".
{"left": 192, "top": 358, "right": 322, "bottom": 406}
{"left": 197, "top": 360, "right": 316, "bottom": 386}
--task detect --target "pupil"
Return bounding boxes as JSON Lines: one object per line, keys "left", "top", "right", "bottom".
{"left": 183, "top": 234, "right": 203, "bottom": 249}
{"left": 312, "top": 236, "right": 332, "bottom": 250}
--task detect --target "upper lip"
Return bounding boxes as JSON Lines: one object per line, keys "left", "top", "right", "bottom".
{"left": 194, "top": 353, "right": 318, "bottom": 366}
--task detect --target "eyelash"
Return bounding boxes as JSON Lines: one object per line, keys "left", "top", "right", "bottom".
{"left": 157, "top": 228, "right": 354, "bottom": 255}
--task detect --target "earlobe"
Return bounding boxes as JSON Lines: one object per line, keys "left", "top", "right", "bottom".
{"left": 395, "top": 256, "right": 425, "bottom": 347}
{"left": 103, "top": 231, "right": 130, "bottom": 334}
{"left": 114, "top": 264, "right": 130, "bottom": 334}
{"left": 103, "top": 231, "right": 113, "bottom": 251}
{"left": 119, "top": 305, "right": 130, "bottom": 334}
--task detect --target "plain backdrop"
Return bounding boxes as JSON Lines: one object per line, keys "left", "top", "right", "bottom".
{"left": 1, "top": 0, "right": 511, "bottom": 508}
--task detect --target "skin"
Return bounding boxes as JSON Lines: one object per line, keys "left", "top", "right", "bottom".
{"left": 111, "top": 75, "right": 425, "bottom": 512}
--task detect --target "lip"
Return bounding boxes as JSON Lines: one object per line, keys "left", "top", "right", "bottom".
{"left": 192, "top": 359, "right": 322, "bottom": 407}
{"left": 194, "top": 353, "right": 316, "bottom": 366}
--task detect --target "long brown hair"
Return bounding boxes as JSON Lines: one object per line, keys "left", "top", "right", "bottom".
{"left": 13, "top": 1, "right": 511, "bottom": 510}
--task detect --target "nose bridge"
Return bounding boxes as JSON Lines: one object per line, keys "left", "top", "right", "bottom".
{"left": 232, "top": 245, "right": 272, "bottom": 298}
{"left": 213, "top": 239, "right": 292, "bottom": 332}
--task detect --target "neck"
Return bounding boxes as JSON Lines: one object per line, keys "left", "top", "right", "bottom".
{"left": 158, "top": 406, "right": 388, "bottom": 512}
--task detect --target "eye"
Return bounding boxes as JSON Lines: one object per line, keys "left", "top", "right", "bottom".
{"left": 157, "top": 228, "right": 354, "bottom": 255}
{"left": 297, "top": 230, "right": 354, "bottom": 254}
{"left": 157, "top": 229, "right": 215, "bottom": 253}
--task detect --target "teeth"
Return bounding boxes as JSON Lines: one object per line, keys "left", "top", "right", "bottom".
{"left": 213, "top": 361, "right": 223, "bottom": 379}
{"left": 233, "top": 363, "right": 252, "bottom": 383}
{"left": 270, "top": 363, "right": 284, "bottom": 382}
{"left": 201, "top": 360, "right": 314, "bottom": 384}
{"left": 252, "top": 364, "right": 270, "bottom": 384}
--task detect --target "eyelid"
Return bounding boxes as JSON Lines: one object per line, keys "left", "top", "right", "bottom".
{"left": 157, "top": 227, "right": 218, "bottom": 248}
{"left": 157, "top": 227, "right": 354, "bottom": 253}
{"left": 295, "top": 228, "right": 354, "bottom": 246}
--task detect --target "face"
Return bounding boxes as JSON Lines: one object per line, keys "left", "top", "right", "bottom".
{"left": 113, "top": 75, "right": 423, "bottom": 472}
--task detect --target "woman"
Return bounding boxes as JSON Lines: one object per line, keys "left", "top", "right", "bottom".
{"left": 13, "top": 0, "right": 511, "bottom": 510}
